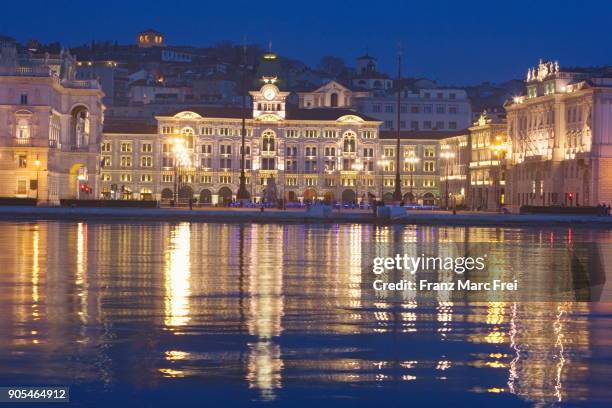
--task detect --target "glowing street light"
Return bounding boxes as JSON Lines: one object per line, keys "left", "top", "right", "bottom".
{"left": 377, "top": 156, "right": 389, "bottom": 202}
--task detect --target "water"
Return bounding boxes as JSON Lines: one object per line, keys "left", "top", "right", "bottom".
{"left": 0, "top": 221, "right": 611, "bottom": 407}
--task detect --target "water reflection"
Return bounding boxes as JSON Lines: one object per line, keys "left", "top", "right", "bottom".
{"left": 0, "top": 222, "right": 610, "bottom": 406}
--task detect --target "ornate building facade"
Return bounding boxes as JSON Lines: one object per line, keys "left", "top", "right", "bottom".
{"left": 468, "top": 111, "right": 508, "bottom": 211}
{"left": 505, "top": 60, "right": 612, "bottom": 212}
{"left": 100, "top": 78, "right": 382, "bottom": 205}
{"left": 0, "top": 37, "right": 104, "bottom": 204}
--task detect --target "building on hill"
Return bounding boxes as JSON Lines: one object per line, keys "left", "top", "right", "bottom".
{"left": 505, "top": 60, "right": 612, "bottom": 212}
{"left": 297, "top": 81, "right": 370, "bottom": 109}
{"left": 137, "top": 29, "right": 165, "bottom": 48}
{"left": 351, "top": 54, "right": 393, "bottom": 91}
{"left": 0, "top": 37, "right": 104, "bottom": 203}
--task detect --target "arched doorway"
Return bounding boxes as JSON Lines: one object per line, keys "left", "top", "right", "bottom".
{"left": 218, "top": 186, "right": 233, "bottom": 205}
{"left": 178, "top": 186, "right": 194, "bottom": 204}
{"left": 403, "top": 192, "right": 414, "bottom": 204}
{"left": 69, "top": 163, "right": 88, "bottom": 199}
{"left": 303, "top": 188, "right": 317, "bottom": 202}
{"left": 161, "top": 188, "right": 173, "bottom": 203}
{"left": 323, "top": 191, "right": 334, "bottom": 204}
{"left": 199, "top": 189, "right": 212, "bottom": 205}
{"left": 383, "top": 192, "right": 394, "bottom": 202}
{"left": 287, "top": 191, "right": 297, "bottom": 202}
{"left": 70, "top": 105, "right": 90, "bottom": 148}
{"left": 423, "top": 192, "right": 435, "bottom": 206}
{"left": 341, "top": 189, "right": 356, "bottom": 204}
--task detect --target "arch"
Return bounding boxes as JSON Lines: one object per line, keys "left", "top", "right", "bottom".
{"left": 161, "top": 188, "right": 174, "bottom": 202}
{"left": 383, "top": 192, "right": 394, "bottom": 202}
{"left": 342, "top": 130, "right": 356, "bottom": 153}
{"left": 287, "top": 191, "right": 298, "bottom": 202}
{"left": 303, "top": 188, "right": 317, "bottom": 202}
{"left": 323, "top": 191, "right": 334, "bottom": 203}
{"left": 178, "top": 185, "right": 194, "bottom": 202}
{"left": 262, "top": 129, "right": 276, "bottom": 152}
{"left": 70, "top": 105, "right": 90, "bottom": 148}
{"left": 16, "top": 118, "right": 31, "bottom": 139}
{"left": 68, "top": 163, "right": 88, "bottom": 199}
{"left": 199, "top": 189, "right": 212, "bottom": 204}
{"left": 403, "top": 192, "right": 415, "bottom": 204}
{"left": 342, "top": 189, "right": 356, "bottom": 204}
{"left": 218, "top": 186, "right": 233, "bottom": 204}
{"left": 330, "top": 92, "right": 339, "bottom": 107}
{"left": 423, "top": 192, "right": 435, "bottom": 206}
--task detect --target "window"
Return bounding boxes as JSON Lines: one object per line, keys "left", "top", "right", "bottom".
{"left": 304, "top": 129, "right": 318, "bottom": 138}
{"left": 20, "top": 94, "right": 28, "bottom": 105}
{"left": 449, "top": 106, "right": 457, "bottom": 114}
{"left": 383, "top": 147, "right": 395, "bottom": 158}
{"left": 17, "top": 179, "right": 27, "bottom": 195}
{"left": 324, "top": 147, "right": 336, "bottom": 157}
{"left": 220, "top": 175, "right": 232, "bottom": 184}
{"left": 201, "top": 144, "right": 212, "bottom": 154}
{"left": 220, "top": 144, "right": 232, "bottom": 155}
{"left": 162, "top": 174, "right": 173, "bottom": 183}
{"left": 435, "top": 121, "right": 444, "bottom": 129}
{"left": 323, "top": 130, "right": 337, "bottom": 138}
{"left": 285, "top": 160, "right": 297, "bottom": 172}
{"left": 436, "top": 105, "right": 445, "bottom": 114}
{"left": 220, "top": 158, "right": 232, "bottom": 169}
{"left": 200, "top": 175, "right": 212, "bottom": 184}
{"left": 201, "top": 127, "right": 214, "bottom": 135}
{"left": 385, "top": 105, "right": 394, "bottom": 113}
{"left": 261, "top": 157, "right": 275, "bottom": 170}
{"left": 361, "top": 130, "right": 374, "bottom": 139}
{"left": 305, "top": 146, "right": 317, "bottom": 156}
{"left": 102, "top": 156, "right": 111, "bottom": 167}
{"left": 286, "top": 177, "right": 298, "bottom": 186}
{"left": 120, "top": 142, "right": 132, "bottom": 152}
{"left": 286, "top": 146, "right": 297, "bottom": 156}
{"left": 400, "top": 120, "right": 406, "bottom": 129}
{"left": 410, "top": 121, "right": 419, "bottom": 130}
{"left": 120, "top": 174, "right": 132, "bottom": 182}
{"left": 372, "top": 104, "right": 381, "bottom": 113}
{"left": 16, "top": 119, "right": 30, "bottom": 139}
{"left": 140, "top": 156, "right": 152, "bottom": 167}
{"left": 411, "top": 105, "right": 419, "bottom": 113}
{"left": 140, "top": 174, "right": 153, "bottom": 182}
{"left": 424, "top": 161, "right": 435, "bottom": 172}
{"left": 343, "top": 131, "right": 356, "bottom": 153}
{"left": 120, "top": 156, "right": 132, "bottom": 167}
{"left": 437, "top": 92, "right": 443, "bottom": 99}
{"left": 18, "top": 154, "right": 27, "bottom": 168}
{"left": 423, "top": 179, "right": 436, "bottom": 187}
{"left": 101, "top": 173, "right": 111, "bottom": 181}
{"left": 424, "top": 121, "right": 432, "bottom": 129}
{"left": 101, "top": 141, "right": 111, "bottom": 152}
{"left": 449, "top": 93, "right": 456, "bottom": 100}
{"left": 262, "top": 130, "right": 276, "bottom": 151}
{"left": 384, "top": 120, "right": 393, "bottom": 129}
{"left": 424, "top": 105, "right": 432, "bottom": 114}
{"left": 141, "top": 142, "right": 153, "bottom": 152}
{"left": 449, "top": 121, "right": 457, "bottom": 129}
{"left": 200, "top": 157, "right": 212, "bottom": 168}
{"left": 286, "top": 129, "right": 299, "bottom": 138}
{"left": 363, "top": 148, "right": 373, "bottom": 157}
{"left": 424, "top": 147, "right": 435, "bottom": 157}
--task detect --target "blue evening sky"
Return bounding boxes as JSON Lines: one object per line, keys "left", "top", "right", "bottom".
{"left": 1, "top": 0, "right": 610, "bottom": 85}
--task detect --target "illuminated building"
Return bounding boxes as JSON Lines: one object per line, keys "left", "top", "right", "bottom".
{"left": 0, "top": 36, "right": 104, "bottom": 204}
{"left": 100, "top": 52, "right": 382, "bottom": 204}
{"left": 137, "top": 29, "right": 165, "bottom": 48}
{"left": 505, "top": 60, "right": 612, "bottom": 212}
{"left": 468, "top": 110, "right": 508, "bottom": 210}
{"left": 439, "top": 132, "right": 469, "bottom": 208}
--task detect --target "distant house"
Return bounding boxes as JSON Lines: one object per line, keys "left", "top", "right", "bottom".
{"left": 297, "top": 80, "right": 370, "bottom": 109}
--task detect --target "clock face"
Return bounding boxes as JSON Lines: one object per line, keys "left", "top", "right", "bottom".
{"left": 262, "top": 85, "right": 277, "bottom": 101}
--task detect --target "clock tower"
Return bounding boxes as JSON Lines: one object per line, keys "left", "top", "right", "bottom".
{"left": 250, "top": 79, "right": 290, "bottom": 120}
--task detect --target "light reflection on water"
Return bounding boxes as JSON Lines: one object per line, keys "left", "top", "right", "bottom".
{"left": 0, "top": 221, "right": 611, "bottom": 407}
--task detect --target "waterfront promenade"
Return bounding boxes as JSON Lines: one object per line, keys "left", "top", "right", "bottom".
{"left": 1, "top": 205, "right": 612, "bottom": 227}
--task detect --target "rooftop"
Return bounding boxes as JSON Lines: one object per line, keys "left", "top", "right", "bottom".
{"left": 379, "top": 129, "right": 467, "bottom": 140}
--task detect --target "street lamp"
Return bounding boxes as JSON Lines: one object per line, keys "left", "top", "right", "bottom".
{"left": 490, "top": 138, "right": 508, "bottom": 210}
{"left": 440, "top": 151, "right": 455, "bottom": 210}
{"left": 404, "top": 155, "right": 419, "bottom": 204}
{"left": 377, "top": 155, "right": 389, "bottom": 202}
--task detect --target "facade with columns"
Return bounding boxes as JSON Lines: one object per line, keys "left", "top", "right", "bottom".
{"left": 100, "top": 79, "right": 382, "bottom": 204}
{"left": 505, "top": 60, "right": 612, "bottom": 212}
{"left": 0, "top": 36, "right": 104, "bottom": 204}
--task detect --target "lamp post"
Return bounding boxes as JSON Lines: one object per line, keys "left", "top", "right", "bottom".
{"left": 490, "top": 138, "right": 507, "bottom": 210}
{"left": 236, "top": 43, "right": 250, "bottom": 202}
{"left": 440, "top": 151, "right": 455, "bottom": 210}
{"left": 404, "top": 155, "right": 419, "bottom": 204}
{"left": 34, "top": 158, "right": 41, "bottom": 202}
{"left": 392, "top": 48, "right": 403, "bottom": 202}
{"left": 377, "top": 156, "right": 389, "bottom": 202}
{"left": 352, "top": 158, "right": 362, "bottom": 208}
